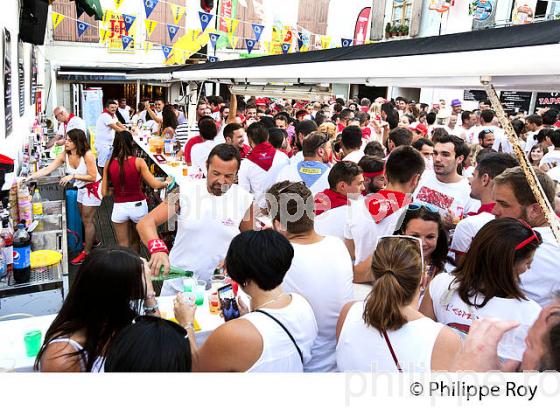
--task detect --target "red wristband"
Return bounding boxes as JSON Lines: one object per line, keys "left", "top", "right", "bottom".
{"left": 148, "top": 239, "right": 169, "bottom": 255}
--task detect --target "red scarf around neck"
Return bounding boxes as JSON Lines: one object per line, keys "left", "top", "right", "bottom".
{"left": 365, "top": 189, "right": 411, "bottom": 223}
{"left": 314, "top": 189, "right": 348, "bottom": 216}
{"left": 103, "top": 109, "right": 115, "bottom": 118}
{"left": 246, "top": 142, "right": 276, "bottom": 171}
{"left": 63, "top": 113, "right": 75, "bottom": 135}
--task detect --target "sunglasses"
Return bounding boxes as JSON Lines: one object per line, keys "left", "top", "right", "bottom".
{"left": 378, "top": 234, "right": 425, "bottom": 275}
{"left": 311, "top": 133, "right": 330, "bottom": 152}
{"left": 276, "top": 181, "right": 306, "bottom": 194}
{"left": 132, "top": 315, "right": 188, "bottom": 339}
{"left": 515, "top": 219, "right": 541, "bottom": 251}
{"left": 408, "top": 202, "right": 439, "bottom": 213}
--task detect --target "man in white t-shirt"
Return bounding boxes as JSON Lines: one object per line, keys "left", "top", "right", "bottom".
{"left": 524, "top": 114, "right": 544, "bottom": 154}
{"left": 455, "top": 111, "right": 477, "bottom": 144}
{"left": 267, "top": 180, "right": 354, "bottom": 372}
{"left": 340, "top": 125, "right": 365, "bottom": 163}
{"left": 540, "top": 130, "right": 560, "bottom": 168}
{"left": 238, "top": 122, "right": 289, "bottom": 206}
{"left": 289, "top": 120, "right": 318, "bottom": 166}
{"left": 117, "top": 98, "right": 131, "bottom": 124}
{"left": 492, "top": 166, "right": 560, "bottom": 307}
{"left": 191, "top": 117, "right": 218, "bottom": 174}
{"left": 414, "top": 135, "right": 480, "bottom": 224}
{"left": 474, "top": 109, "right": 508, "bottom": 153}
{"left": 138, "top": 144, "right": 255, "bottom": 283}
{"left": 276, "top": 131, "right": 331, "bottom": 195}
{"left": 450, "top": 153, "right": 519, "bottom": 264}
{"left": 94, "top": 99, "right": 127, "bottom": 169}
{"left": 50, "top": 106, "right": 86, "bottom": 156}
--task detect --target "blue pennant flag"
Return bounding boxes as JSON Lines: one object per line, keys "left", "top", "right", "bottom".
{"left": 198, "top": 11, "right": 213, "bottom": 32}
{"left": 76, "top": 20, "right": 90, "bottom": 38}
{"left": 121, "top": 35, "right": 133, "bottom": 50}
{"left": 245, "top": 39, "right": 256, "bottom": 54}
{"left": 297, "top": 32, "right": 304, "bottom": 50}
{"left": 209, "top": 33, "right": 220, "bottom": 49}
{"left": 167, "top": 24, "right": 179, "bottom": 41}
{"left": 252, "top": 24, "right": 264, "bottom": 42}
{"left": 341, "top": 38, "right": 353, "bottom": 47}
{"left": 143, "top": 0, "right": 159, "bottom": 19}
{"left": 162, "top": 45, "right": 173, "bottom": 59}
{"left": 122, "top": 14, "right": 136, "bottom": 33}
{"left": 208, "top": 56, "right": 219, "bottom": 63}
{"left": 281, "top": 43, "right": 290, "bottom": 54}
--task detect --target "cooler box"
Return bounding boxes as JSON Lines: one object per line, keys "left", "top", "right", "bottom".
{"left": 65, "top": 189, "right": 83, "bottom": 252}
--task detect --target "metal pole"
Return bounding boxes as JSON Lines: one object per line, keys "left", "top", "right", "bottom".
{"left": 136, "top": 79, "right": 141, "bottom": 107}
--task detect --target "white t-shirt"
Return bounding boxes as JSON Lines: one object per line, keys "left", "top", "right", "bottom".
{"left": 342, "top": 150, "right": 365, "bottom": 164}
{"left": 414, "top": 171, "right": 480, "bottom": 216}
{"left": 539, "top": 149, "right": 560, "bottom": 167}
{"left": 336, "top": 302, "right": 444, "bottom": 372}
{"left": 94, "top": 112, "right": 117, "bottom": 148}
{"left": 290, "top": 151, "right": 304, "bottom": 166}
{"left": 314, "top": 205, "right": 348, "bottom": 241}
{"left": 547, "top": 166, "right": 560, "bottom": 182}
{"left": 238, "top": 150, "right": 290, "bottom": 206}
{"left": 243, "top": 293, "right": 318, "bottom": 373}
{"left": 56, "top": 116, "right": 86, "bottom": 137}
{"left": 449, "top": 212, "right": 495, "bottom": 257}
{"left": 429, "top": 272, "right": 541, "bottom": 338}
{"left": 117, "top": 106, "right": 131, "bottom": 124}
{"left": 275, "top": 162, "right": 330, "bottom": 195}
{"left": 524, "top": 131, "right": 539, "bottom": 153}
{"left": 456, "top": 126, "right": 477, "bottom": 145}
{"left": 344, "top": 197, "right": 379, "bottom": 264}
{"left": 164, "top": 180, "right": 253, "bottom": 286}
{"left": 190, "top": 140, "right": 217, "bottom": 175}
{"left": 520, "top": 226, "right": 560, "bottom": 307}
{"left": 282, "top": 236, "right": 354, "bottom": 372}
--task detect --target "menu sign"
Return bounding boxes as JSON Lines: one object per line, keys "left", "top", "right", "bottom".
{"left": 4, "top": 29, "right": 12, "bottom": 137}
{"left": 463, "top": 89, "right": 488, "bottom": 102}
{"left": 500, "top": 91, "right": 532, "bottom": 113}
{"left": 536, "top": 92, "right": 560, "bottom": 110}
{"left": 18, "top": 42, "right": 24, "bottom": 117}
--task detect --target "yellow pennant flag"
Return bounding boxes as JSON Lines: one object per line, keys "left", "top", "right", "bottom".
{"left": 263, "top": 41, "right": 269, "bottom": 54}
{"left": 321, "top": 35, "right": 332, "bottom": 50}
{"left": 227, "top": 19, "right": 239, "bottom": 48}
{"left": 145, "top": 19, "right": 158, "bottom": 38}
{"left": 52, "top": 12, "right": 64, "bottom": 30}
{"left": 169, "top": 3, "right": 186, "bottom": 25}
{"left": 114, "top": 0, "right": 124, "bottom": 10}
{"left": 144, "top": 41, "right": 153, "bottom": 53}
{"left": 99, "top": 28, "right": 110, "bottom": 44}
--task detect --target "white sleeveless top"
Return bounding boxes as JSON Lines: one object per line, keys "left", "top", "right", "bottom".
{"left": 66, "top": 154, "right": 101, "bottom": 188}
{"left": 47, "top": 338, "right": 105, "bottom": 372}
{"left": 336, "top": 302, "right": 443, "bottom": 372}
{"left": 242, "top": 293, "right": 318, "bottom": 373}
{"left": 168, "top": 180, "right": 253, "bottom": 283}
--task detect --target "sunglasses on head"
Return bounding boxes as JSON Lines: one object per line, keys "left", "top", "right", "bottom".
{"left": 408, "top": 202, "right": 439, "bottom": 213}
{"left": 515, "top": 219, "right": 541, "bottom": 251}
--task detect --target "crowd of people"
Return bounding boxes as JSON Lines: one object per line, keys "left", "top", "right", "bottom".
{"left": 33, "top": 92, "right": 560, "bottom": 373}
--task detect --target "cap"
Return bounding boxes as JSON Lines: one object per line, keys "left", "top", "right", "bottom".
{"left": 255, "top": 98, "right": 268, "bottom": 106}
{"left": 409, "top": 123, "right": 428, "bottom": 135}
{"left": 451, "top": 99, "right": 462, "bottom": 107}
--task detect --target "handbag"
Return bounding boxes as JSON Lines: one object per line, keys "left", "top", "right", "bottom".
{"left": 382, "top": 330, "right": 403, "bottom": 372}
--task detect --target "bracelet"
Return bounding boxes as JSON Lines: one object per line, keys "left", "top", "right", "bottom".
{"left": 145, "top": 291, "right": 156, "bottom": 300}
{"left": 144, "top": 303, "right": 159, "bottom": 314}
{"left": 184, "top": 322, "right": 194, "bottom": 332}
{"left": 148, "top": 239, "right": 169, "bottom": 255}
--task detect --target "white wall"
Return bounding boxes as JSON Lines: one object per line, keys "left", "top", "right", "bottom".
{"left": 0, "top": 0, "right": 46, "bottom": 162}
{"left": 327, "top": 0, "right": 372, "bottom": 44}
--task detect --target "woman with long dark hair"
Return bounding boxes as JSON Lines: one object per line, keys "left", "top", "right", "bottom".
{"left": 160, "top": 104, "right": 178, "bottom": 138}
{"left": 29, "top": 129, "right": 102, "bottom": 265}
{"left": 102, "top": 131, "right": 169, "bottom": 249}
{"left": 420, "top": 218, "right": 542, "bottom": 343}
{"left": 396, "top": 203, "right": 449, "bottom": 282}
{"left": 35, "top": 247, "right": 159, "bottom": 372}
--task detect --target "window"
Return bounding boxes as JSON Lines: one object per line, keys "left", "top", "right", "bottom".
{"left": 391, "top": 0, "right": 413, "bottom": 27}
{"left": 51, "top": 0, "right": 99, "bottom": 43}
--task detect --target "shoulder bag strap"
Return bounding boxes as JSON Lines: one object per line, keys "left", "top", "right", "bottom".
{"left": 254, "top": 309, "right": 304, "bottom": 364}
{"left": 382, "top": 330, "right": 403, "bottom": 373}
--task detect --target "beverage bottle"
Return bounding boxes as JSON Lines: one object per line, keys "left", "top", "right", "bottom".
{"left": 13, "top": 224, "right": 31, "bottom": 284}
{"left": 17, "top": 184, "right": 32, "bottom": 227}
{"left": 0, "top": 235, "right": 6, "bottom": 280}
{"left": 156, "top": 265, "right": 193, "bottom": 281}
{"left": 1, "top": 217, "right": 14, "bottom": 278}
{"left": 32, "top": 189, "right": 43, "bottom": 217}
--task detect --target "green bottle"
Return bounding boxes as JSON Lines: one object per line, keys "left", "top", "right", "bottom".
{"left": 155, "top": 265, "right": 194, "bottom": 281}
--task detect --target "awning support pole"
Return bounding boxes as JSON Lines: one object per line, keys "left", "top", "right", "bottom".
{"left": 481, "top": 78, "right": 560, "bottom": 244}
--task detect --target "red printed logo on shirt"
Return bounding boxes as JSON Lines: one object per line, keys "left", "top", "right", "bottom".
{"left": 416, "top": 186, "right": 454, "bottom": 210}
{"left": 221, "top": 218, "right": 235, "bottom": 227}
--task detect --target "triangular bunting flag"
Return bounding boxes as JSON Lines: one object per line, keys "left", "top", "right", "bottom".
{"left": 121, "top": 35, "right": 133, "bottom": 50}
{"left": 145, "top": 19, "right": 157, "bottom": 38}
{"left": 76, "top": 2, "right": 85, "bottom": 18}
{"left": 99, "top": 28, "right": 109, "bottom": 44}
{"left": 167, "top": 24, "right": 179, "bottom": 42}
{"left": 76, "top": 20, "right": 90, "bottom": 37}
{"left": 297, "top": 33, "right": 303, "bottom": 50}
{"left": 162, "top": 45, "right": 173, "bottom": 60}
{"left": 52, "top": 12, "right": 64, "bottom": 30}
{"left": 114, "top": 0, "right": 124, "bottom": 10}
{"left": 321, "top": 35, "right": 332, "bottom": 50}
{"left": 208, "top": 56, "right": 219, "bottom": 63}
{"left": 341, "top": 38, "right": 352, "bottom": 47}
{"left": 227, "top": 19, "right": 239, "bottom": 46}
{"left": 144, "top": 41, "right": 153, "bottom": 53}
{"left": 281, "top": 43, "right": 290, "bottom": 54}
{"left": 283, "top": 29, "right": 293, "bottom": 43}
{"left": 143, "top": 0, "right": 159, "bottom": 19}
{"left": 252, "top": 23, "right": 264, "bottom": 42}
{"left": 122, "top": 14, "right": 136, "bottom": 33}
{"left": 245, "top": 39, "right": 256, "bottom": 54}
{"left": 199, "top": 12, "right": 213, "bottom": 32}
{"left": 209, "top": 32, "right": 220, "bottom": 49}
{"left": 169, "top": 3, "right": 186, "bottom": 25}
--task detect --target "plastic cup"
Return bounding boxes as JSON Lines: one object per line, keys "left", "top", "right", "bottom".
{"left": 155, "top": 146, "right": 163, "bottom": 155}
{"left": 208, "top": 292, "right": 220, "bottom": 314}
{"left": 23, "top": 330, "right": 42, "bottom": 358}
{"left": 211, "top": 275, "right": 226, "bottom": 291}
{"left": 182, "top": 166, "right": 188, "bottom": 177}
{"left": 183, "top": 278, "right": 195, "bottom": 293}
{"left": 195, "top": 280, "right": 206, "bottom": 306}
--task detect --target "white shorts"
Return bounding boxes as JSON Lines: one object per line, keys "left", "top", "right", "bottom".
{"left": 77, "top": 185, "right": 102, "bottom": 207}
{"left": 111, "top": 200, "right": 148, "bottom": 224}
{"left": 96, "top": 145, "right": 113, "bottom": 168}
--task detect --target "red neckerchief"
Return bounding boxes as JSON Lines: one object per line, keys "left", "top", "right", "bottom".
{"left": 362, "top": 127, "right": 371, "bottom": 138}
{"left": 314, "top": 189, "right": 348, "bottom": 216}
{"left": 103, "top": 109, "right": 115, "bottom": 118}
{"left": 63, "top": 113, "right": 75, "bottom": 136}
{"left": 279, "top": 148, "right": 292, "bottom": 158}
{"left": 239, "top": 144, "right": 251, "bottom": 159}
{"left": 337, "top": 123, "right": 345, "bottom": 134}
{"left": 246, "top": 142, "right": 276, "bottom": 171}
{"left": 366, "top": 189, "right": 411, "bottom": 223}
{"left": 467, "top": 202, "right": 495, "bottom": 217}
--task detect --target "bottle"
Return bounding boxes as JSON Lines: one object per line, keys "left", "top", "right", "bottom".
{"left": 164, "top": 137, "right": 173, "bottom": 155}
{"left": 13, "top": 224, "right": 31, "bottom": 284}
{"left": 17, "top": 184, "right": 32, "bottom": 227}
{"left": 32, "top": 189, "right": 43, "bottom": 217}
{"left": 155, "top": 265, "right": 193, "bottom": 281}
{"left": 0, "top": 235, "right": 6, "bottom": 280}
{"left": 1, "top": 217, "right": 14, "bottom": 278}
